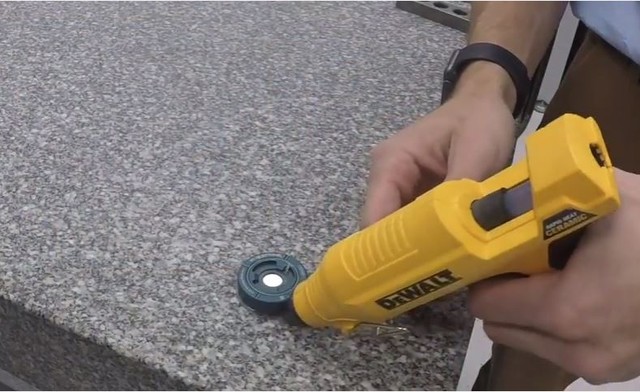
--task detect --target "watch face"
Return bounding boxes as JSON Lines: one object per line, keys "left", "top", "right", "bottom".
{"left": 445, "top": 49, "right": 461, "bottom": 76}
{"left": 440, "top": 81, "right": 453, "bottom": 105}
{"left": 441, "top": 49, "right": 461, "bottom": 104}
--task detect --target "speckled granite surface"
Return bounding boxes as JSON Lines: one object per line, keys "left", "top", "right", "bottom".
{"left": 0, "top": 2, "right": 471, "bottom": 390}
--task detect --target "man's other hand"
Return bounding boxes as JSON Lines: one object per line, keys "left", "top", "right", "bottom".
{"left": 469, "top": 169, "right": 640, "bottom": 385}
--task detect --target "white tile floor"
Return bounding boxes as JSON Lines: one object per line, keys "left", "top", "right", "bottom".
{"left": 0, "top": 368, "right": 36, "bottom": 391}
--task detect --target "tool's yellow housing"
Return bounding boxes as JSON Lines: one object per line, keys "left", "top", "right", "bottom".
{"left": 291, "top": 114, "right": 620, "bottom": 334}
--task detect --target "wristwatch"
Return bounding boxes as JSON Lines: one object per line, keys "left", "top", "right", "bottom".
{"left": 441, "top": 42, "right": 531, "bottom": 119}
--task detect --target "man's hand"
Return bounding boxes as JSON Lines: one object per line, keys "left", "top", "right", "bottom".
{"left": 361, "top": 62, "right": 517, "bottom": 227}
{"left": 469, "top": 168, "right": 640, "bottom": 385}
{"left": 360, "top": 0, "right": 568, "bottom": 228}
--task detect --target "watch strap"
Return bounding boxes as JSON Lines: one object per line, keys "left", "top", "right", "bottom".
{"left": 443, "top": 42, "right": 531, "bottom": 117}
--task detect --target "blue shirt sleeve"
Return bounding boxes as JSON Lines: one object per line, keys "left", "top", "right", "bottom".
{"left": 571, "top": 1, "right": 640, "bottom": 65}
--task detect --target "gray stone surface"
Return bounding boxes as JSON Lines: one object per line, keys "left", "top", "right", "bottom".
{"left": 0, "top": 1, "right": 471, "bottom": 390}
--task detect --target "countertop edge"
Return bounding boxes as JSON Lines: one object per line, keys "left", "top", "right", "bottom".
{"left": 0, "top": 296, "right": 193, "bottom": 390}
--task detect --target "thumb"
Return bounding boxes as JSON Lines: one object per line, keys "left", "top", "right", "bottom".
{"left": 445, "top": 132, "right": 512, "bottom": 182}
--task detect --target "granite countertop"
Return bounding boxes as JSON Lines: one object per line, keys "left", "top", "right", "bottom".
{"left": 0, "top": 2, "right": 472, "bottom": 390}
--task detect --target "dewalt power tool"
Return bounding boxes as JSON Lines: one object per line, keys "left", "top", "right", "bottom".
{"left": 236, "top": 113, "right": 620, "bottom": 336}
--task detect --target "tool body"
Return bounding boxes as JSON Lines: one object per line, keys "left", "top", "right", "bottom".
{"left": 237, "top": 114, "right": 620, "bottom": 335}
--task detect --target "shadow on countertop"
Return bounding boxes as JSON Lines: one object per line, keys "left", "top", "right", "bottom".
{"left": 0, "top": 297, "right": 192, "bottom": 390}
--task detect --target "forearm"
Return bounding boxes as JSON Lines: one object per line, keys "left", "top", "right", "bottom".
{"left": 453, "top": 1, "right": 567, "bottom": 110}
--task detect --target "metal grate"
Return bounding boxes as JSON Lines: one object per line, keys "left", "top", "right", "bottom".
{"left": 395, "top": 1, "right": 470, "bottom": 32}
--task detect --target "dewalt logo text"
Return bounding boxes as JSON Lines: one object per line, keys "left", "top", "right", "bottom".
{"left": 375, "top": 269, "right": 462, "bottom": 311}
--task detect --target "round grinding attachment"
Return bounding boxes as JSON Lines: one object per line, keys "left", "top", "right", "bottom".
{"left": 236, "top": 253, "right": 308, "bottom": 316}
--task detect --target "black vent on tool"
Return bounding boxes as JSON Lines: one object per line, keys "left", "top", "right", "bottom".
{"left": 547, "top": 228, "right": 586, "bottom": 269}
{"left": 590, "top": 143, "right": 606, "bottom": 167}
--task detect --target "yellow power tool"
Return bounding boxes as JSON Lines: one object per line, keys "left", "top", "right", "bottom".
{"left": 236, "top": 113, "right": 620, "bottom": 336}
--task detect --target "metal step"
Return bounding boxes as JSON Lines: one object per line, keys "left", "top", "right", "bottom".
{"left": 395, "top": 1, "right": 470, "bottom": 32}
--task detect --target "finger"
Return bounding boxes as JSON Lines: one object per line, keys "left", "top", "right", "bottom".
{"left": 445, "top": 132, "right": 508, "bottom": 181}
{"left": 360, "top": 149, "right": 422, "bottom": 228}
{"left": 468, "top": 271, "right": 561, "bottom": 331}
{"left": 360, "top": 175, "right": 402, "bottom": 228}
{"left": 483, "top": 321, "right": 573, "bottom": 374}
